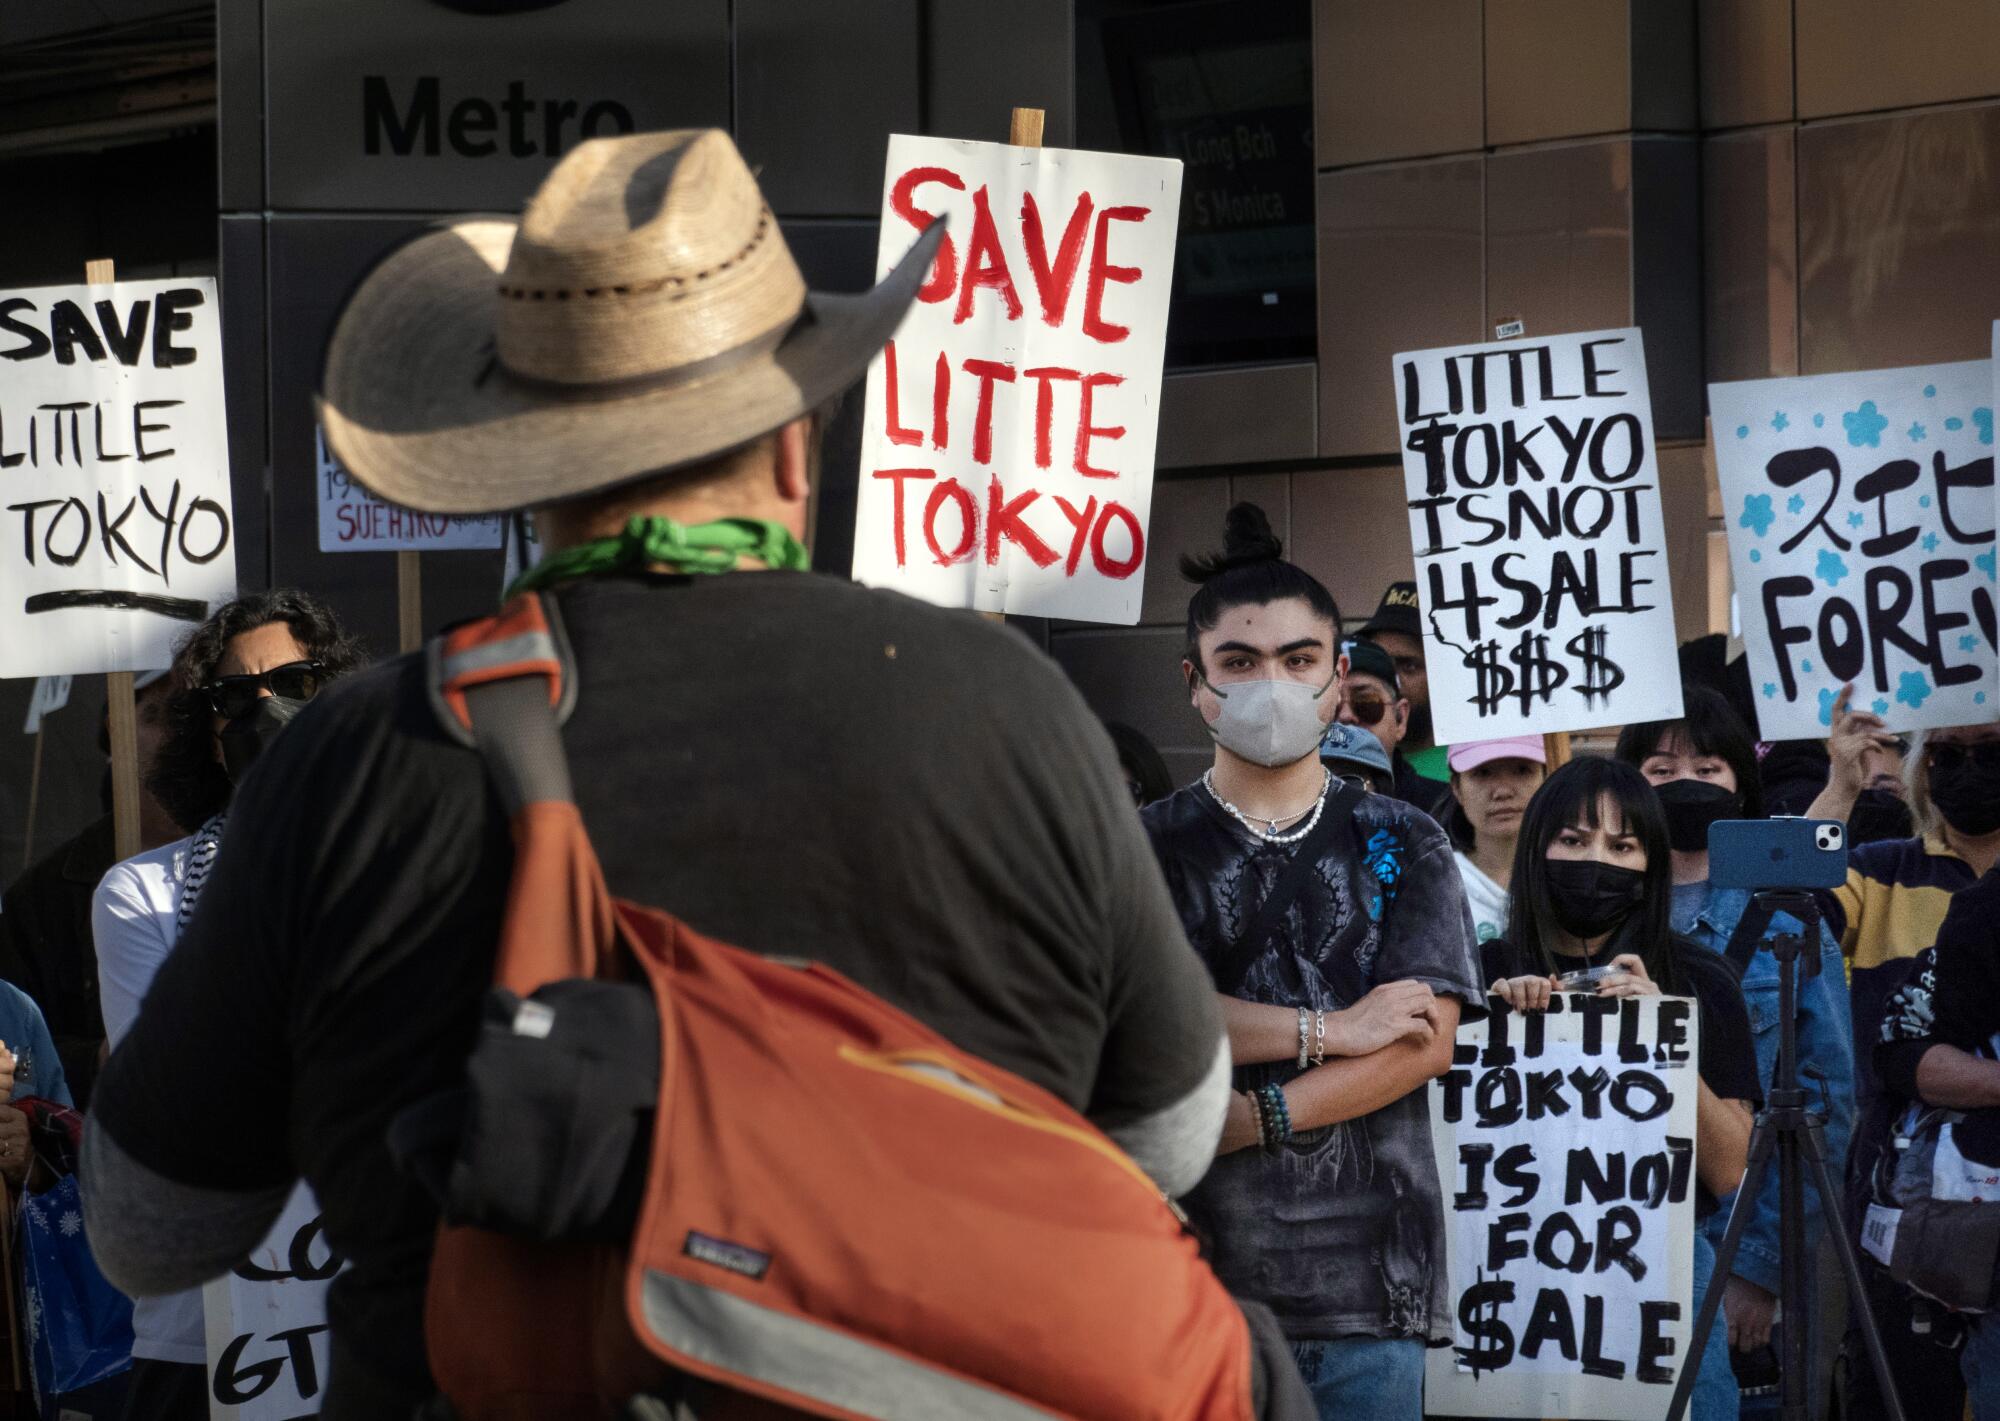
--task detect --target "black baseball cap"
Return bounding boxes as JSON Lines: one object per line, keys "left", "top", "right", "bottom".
{"left": 1341, "top": 638, "right": 1401, "bottom": 694}
{"left": 1357, "top": 582, "right": 1421, "bottom": 640}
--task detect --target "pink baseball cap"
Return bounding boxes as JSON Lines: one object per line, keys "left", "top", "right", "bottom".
{"left": 1448, "top": 735, "right": 1548, "bottom": 774}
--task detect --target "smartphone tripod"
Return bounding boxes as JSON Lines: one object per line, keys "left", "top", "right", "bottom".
{"left": 1665, "top": 890, "right": 1906, "bottom": 1421}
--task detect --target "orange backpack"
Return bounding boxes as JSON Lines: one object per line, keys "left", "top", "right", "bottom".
{"left": 420, "top": 592, "right": 1256, "bottom": 1421}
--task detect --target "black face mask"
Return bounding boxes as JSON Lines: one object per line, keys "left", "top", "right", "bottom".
{"left": 1654, "top": 778, "right": 1743, "bottom": 854}
{"left": 1848, "top": 787, "right": 1913, "bottom": 846}
{"left": 220, "top": 696, "right": 308, "bottom": 785}
{"left": 1543, "top": 858, "right": 1647, "bottom": 940}
{"left": 1929, "top": 751, "right": 2000, "bottom": 836}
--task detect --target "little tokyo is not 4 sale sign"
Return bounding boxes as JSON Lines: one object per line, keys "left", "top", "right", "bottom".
{"left": 851, "top": 134, "right": 1182, "bottom": 624}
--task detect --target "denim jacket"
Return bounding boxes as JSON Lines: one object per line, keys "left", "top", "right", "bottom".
{"left": 1677, "top": 883, "right": 1856, "bottom": 1295}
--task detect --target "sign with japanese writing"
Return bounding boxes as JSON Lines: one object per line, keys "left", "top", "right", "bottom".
{"left": 0, "top": 277, "right": 234, "bottom": 678}
{"left": 1426, "top": 996, "right": 1699, "bottom": 1420}
{"left": 203, "top": 1185, "right": 341, "bottom": 1420}
{"left": 1711, "top": 360, "right": 1996, "bottom": 739}
{"left": 851, "top": 134, "right": 1182, "bottom": 623}
{"left": 1393, "top": 329, "right": 1681, "bottom": 741}
{"left": 316, "top": 426, "right": 502, "bottom": 552}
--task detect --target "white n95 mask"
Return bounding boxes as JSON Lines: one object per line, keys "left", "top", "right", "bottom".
{"left": 1200, "top": 674, "right": 1334, "bottom": 767}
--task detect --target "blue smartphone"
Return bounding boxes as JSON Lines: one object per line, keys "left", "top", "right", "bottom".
{"left": 1708, "top": 818, "right": 1848, "bottom": 890}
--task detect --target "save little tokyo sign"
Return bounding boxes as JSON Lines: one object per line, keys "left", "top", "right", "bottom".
{"left": 851, "top": 135, "right": 1182, "bottom": 623}
{"left": 0, "top": 276, "right": 235, "bottom": 678}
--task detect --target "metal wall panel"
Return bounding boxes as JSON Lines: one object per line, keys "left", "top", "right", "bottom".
{"left": 1290, "top": 462, "right": 1416, "bottom": 626}
{"left": 929, "top": 0, "right": 1075, "bottom": 148}
{"left": 1797, "top": 0, "right": 2000, "bottom": 120}
{"left": 1702, "top": 127, "right": 1798, "bottom": 383}
{"left": 1798, "top": 104, "right": 2000, "bottom": 372}
{"left": 1483, "top": 0, "right": 1630, "bottom": 145}
{"left": 218, "top": 214, "right": 268, "bottom": 592}
{"left": 1314, "top": 0, "right": 1483, "bottom": 167}
{"left": 1316, "top": 156, "right": 1483, "bottom": 458}
{"left": 1630, "top": 137, "right": 1702, "bottom": 440}
{"left": 217, "top": 0, "right": 262, "bottom": 211}
{"left": 1697, "top": 0, "right": 1792, "bottom": 129}
{"left": 736, "top": 0, "right": 919, "bottom": 217}
{"left": 1157, "top": 364, "right": 1318, "bottom": 470}
{"left": 263, "top": 0, "right": 729, "bottom": 212}
{"left": 1484, "top": 139, "right": 1633, "bottom": 345}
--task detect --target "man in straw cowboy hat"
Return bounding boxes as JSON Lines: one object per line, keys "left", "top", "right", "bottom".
{"left": 81, "top": 131, "right": 1286, "bottom": 1415}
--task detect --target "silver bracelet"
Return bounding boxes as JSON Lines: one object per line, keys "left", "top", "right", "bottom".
{"left": 1297, "top": 1005, "right": 1311, "bottom": 1071}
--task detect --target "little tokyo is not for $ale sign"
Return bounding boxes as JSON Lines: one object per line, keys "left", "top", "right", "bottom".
{"left": 851, "top": 134, "right": 1182, "bottom": 624}
{"left": 1711, "top": 360, "right": 1997, "bottom": 739}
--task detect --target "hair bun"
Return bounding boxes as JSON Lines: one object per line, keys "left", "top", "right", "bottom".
{"left": 1181, "top": 501, "right": 1282, "bottom": 583}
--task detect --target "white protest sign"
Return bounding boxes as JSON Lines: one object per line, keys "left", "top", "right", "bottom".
{"left": 851, "top": 134, "right": 1183, "bottom": 623}
{"left": 1712, "top": 360, "right": 1996, "bottom": 739}
{"left": 0, "top": 277, "right": 234, "bottom": 678}
{"left": 316, "top": 426, "right": 502, "bottom": 552}
{"left": 21, "top": 676, "right": 71, "bottom": 735}
{"left": 203, "top": 1184, "right": 341, "bottom": 1420}
{"left": 1426, "top": 995, "right": 1699, "bottom": 1420}
{"left": 1393, "top": 328, "right": 1682, "bottom": 742}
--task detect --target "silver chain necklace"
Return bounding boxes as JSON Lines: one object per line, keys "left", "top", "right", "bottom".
{"left": 1203, "top": 767, "right": 1331, "bottom": 844}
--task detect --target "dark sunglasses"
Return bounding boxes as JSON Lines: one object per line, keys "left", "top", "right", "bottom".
{"left": 1344, "top": 692, "right": 1393, "bottom": 727}
{"left": 1926, "top": 740, "right": 2000, "bottom": 773}
{"left": 203, "top": 660, "right": 324, "bottom": 720}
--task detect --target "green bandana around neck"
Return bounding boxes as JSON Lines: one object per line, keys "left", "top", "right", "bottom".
{"left": 506, "top": 515, "right": 809, "bottom": 598}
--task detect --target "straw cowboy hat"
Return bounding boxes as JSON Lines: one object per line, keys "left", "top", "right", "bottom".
{"left": 318, "top": 128, "right": 941, "bottom": 515}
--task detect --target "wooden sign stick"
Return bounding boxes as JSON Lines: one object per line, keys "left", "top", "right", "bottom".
{"left": 397, "top": 549, "right": 422, "bottom": 653}
{"left": 979, "top": 106, "right": 1046, "bottom": 627}
{"left": 1542, "top": 730, "right": 1573, "bottom": 772}
{"left": 85, "top": 256, "right": 144, "bottom": 863}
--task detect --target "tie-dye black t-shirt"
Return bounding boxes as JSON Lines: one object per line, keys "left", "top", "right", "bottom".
{"left": 1142, "top": 784, "right": 1483, "bottom": 1342}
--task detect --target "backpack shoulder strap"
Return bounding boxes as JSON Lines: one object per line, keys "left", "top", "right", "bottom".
{"left": 426, "top": 591, "right": 580, "bottom": 816}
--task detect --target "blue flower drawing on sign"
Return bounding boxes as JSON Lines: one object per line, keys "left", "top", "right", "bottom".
{"left": 1964, "top": 634, "right": 1981, "bottom": 652}
{"left": 1736, "top": 425, "right": 1750, "bottom": 439}
{"left": 1921, "top": 495, "right": 1933, "bottom": 508}
{"left": 1817, "top": 688, "right": 1839, "bottom": 726}
{"left": 1813, "top": 413, "right": 1826, "bottom": 428}
{"left": 1750, "top": 549, "right": 1762, "bottom": 563}
{"left": 1897, "top": 672, "right": 1934, "bottom": 710}
{"left": 1803, "top": 660, "right": 1815, "bottom": 674}
{"left": 1847, "top": 512, "right": 1865, "bottom": 528}
{"left": 1771, "top": 411, "right": 1789, "bottom": 432}
{"left": 1923, "top": 532, "right": 1941, "bottom": 553}
{"left": 1982, "top": 549, "right": 1999, "bottom": 581}
{"left": 1948, "top": 417, "right": 1966, "bottom": 431}
{"left": 1873, "top": 699, "right": 1891, "bottom": 717}
{"left": 1815, "top": 550, "right": 1850, "bottom": 587}
{"left": 1926, "top": 384, "right": 1938, "bottom": 398}
{"left": 1976, "top": 408, "right": 1994, "bottom": 445}
{"left": 1788, "top": 493, "right": 1806, "bottom": 514}
{"left": 1741, "top": 494, "right": 1776, "bottom": 537}
{"left": 1762, "top": 682, "right": 1777, "bottom": 699}
{"left": 1910, "top": 423, "right": 1928, "bottom": 441}
{"left": 1845, "top": 401, "right": 1888, "bottom": 447}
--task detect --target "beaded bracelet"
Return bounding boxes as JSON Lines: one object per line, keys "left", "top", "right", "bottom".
{"left": 1296, "top": 1005, "right": 1311, "bottom": 1070}
{"left": 1257, "top": 1082, "right": 1292, "bottom": 1149}
{"left": 1246, "top": 1089, "right": 1267, "bottom": 1148}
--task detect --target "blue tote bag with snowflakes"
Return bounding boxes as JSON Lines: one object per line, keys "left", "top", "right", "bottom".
{"left": 17, "top": 1173, "right": 133, "bottom": 1406}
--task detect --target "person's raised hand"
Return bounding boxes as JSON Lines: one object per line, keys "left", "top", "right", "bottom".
{"left": 1329, "top": 980, "right": 1439, "bottom": 1055}
{"left": 1490, "top": 975, "right": 1557, "bottom": 1013}
{"left": 1826, "top": 683, "right": 1897, "bottom": 798}
{"left": 1599, "top": 954, "right": 1661, "bottom": 998}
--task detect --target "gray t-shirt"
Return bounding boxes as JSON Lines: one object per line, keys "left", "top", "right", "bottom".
{"left": 1142, "top": 784, "right": 1484, "bottom": 1341}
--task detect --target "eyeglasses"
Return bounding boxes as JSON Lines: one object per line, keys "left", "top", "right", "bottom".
{"left": 202, "top": 661, "right": 324, "bottom": 720}
{"left": 1925, "top": 740, "right": 2000, "bottom": 773}
{"left": 1344, "top": 692, "right": 1392, "bottom": 727}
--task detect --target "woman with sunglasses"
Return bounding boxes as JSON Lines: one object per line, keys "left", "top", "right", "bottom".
{"left": 1617, "top": 686, "right": 1853, "bottom": 1405}
{"left": 89, "top": 590, "right": 363, "bottom": 1421}
{"left": 1805, "top": 690, "right": 2000, "bottom": 1421}
{"left": 1486, "top": 756, "right": 1757, "bottom": 1421}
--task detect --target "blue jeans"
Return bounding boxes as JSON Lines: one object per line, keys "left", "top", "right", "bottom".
{"left": 1690, "top": 1229, "right": 1742, "bottom": 1421}
{"left": 1289, "top": 1335, "right": 1424, "bottom": 1421}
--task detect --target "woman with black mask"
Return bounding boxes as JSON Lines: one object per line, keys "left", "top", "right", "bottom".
{"left": 1485, "top": 756, "right": 1757, "bottom": 1421}
{"left": 1805, "top": 688, "right": 2000, "bottom": 1421}
{"left": 1617, "top": 688, "right": 1854, "bottom": 1403}
{"left": 89, "top": 590, "right": 363, "bottom": 1421}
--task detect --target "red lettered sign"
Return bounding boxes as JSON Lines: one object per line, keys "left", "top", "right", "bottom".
{"left": 852, "top": 135, "right": 1181, "bottom": 623}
